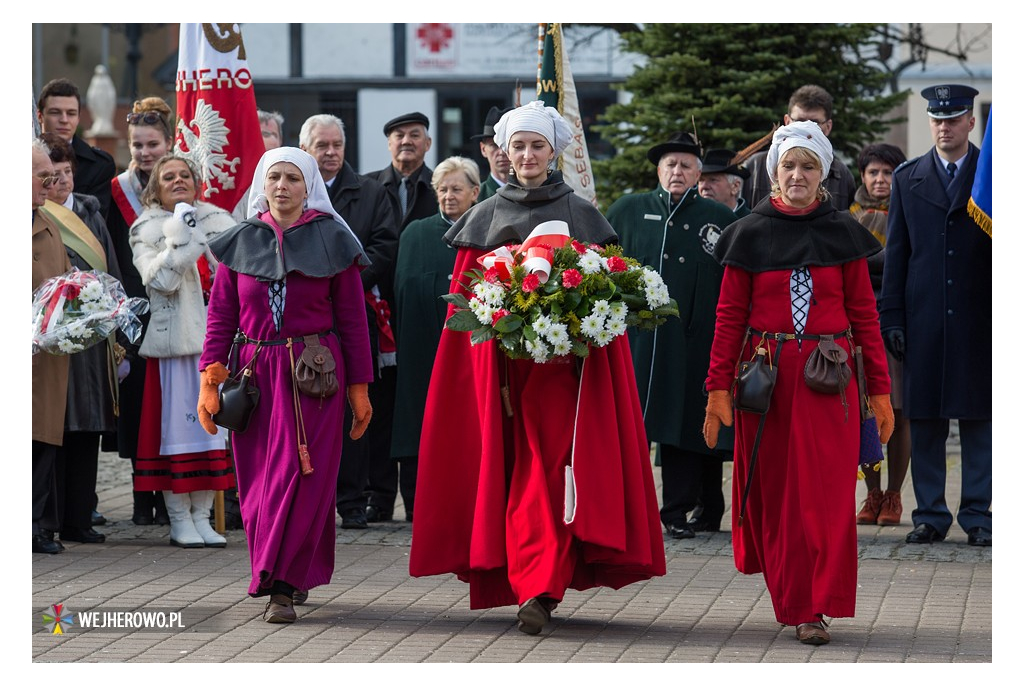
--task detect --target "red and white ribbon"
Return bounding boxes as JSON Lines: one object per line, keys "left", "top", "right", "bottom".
{"left": 477, "top": 220, "right": 572, "bottom": 284}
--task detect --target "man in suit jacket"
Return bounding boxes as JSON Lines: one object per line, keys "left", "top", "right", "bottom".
{"left": 880, "top": 84, "right": 991, "bottom": 548}
{"left": 37, "top": 78, "right": 116, "bottom": 222}
{"left": 366, "top": 112, "right": 437, "bottom": 232}
{"left": 300, "top": 114, "right": 402, "bottom": 530}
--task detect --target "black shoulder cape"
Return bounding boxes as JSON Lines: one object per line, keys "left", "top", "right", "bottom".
{"left": 444, "top": 171, "right": 617, "bottom": 250}
{"left": 713, "top": 197, "right": 881, "bottom": 272}
{"left": 208, "top": 215, "right": 370, "bottom": 281}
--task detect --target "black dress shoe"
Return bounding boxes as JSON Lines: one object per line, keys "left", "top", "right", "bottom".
{"left": 365, "top": 505, "right": 394, "bottom": 523}
{"left": 132, "top": 512, "right": 155, "bottom": 525}
{"left": 340, "top": 508, "right": 368, "bottom": 530}
{"left": 687, "top": 517, "right": 722, "bottom": 533}
{"left": 665, "top": 520, "right": 695, "bottom": 539}
{"left": 905, "top": 522, "right": 944, "bottom": 544}
{"left": 60, "top": 527, "right": 106, "bottom": 544}
{"left": 967, "top": 527, "right": 992, "bottom": 547}
{"left": 91, "top": 510, "right": 108, "bottom": 526}
{"left": 33, "top": 534, "right": 63, "bottom": 554}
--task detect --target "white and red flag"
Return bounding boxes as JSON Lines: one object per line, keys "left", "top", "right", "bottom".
{"left": 174, "top": 23, "right": 264, "bottom": 218}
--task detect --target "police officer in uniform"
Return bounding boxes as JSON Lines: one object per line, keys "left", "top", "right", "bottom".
{"left": 607, "top": 132, "right": 738, "bottom": 539}
{"left": 880, "top": 84, "right": 991, "bottom": 547}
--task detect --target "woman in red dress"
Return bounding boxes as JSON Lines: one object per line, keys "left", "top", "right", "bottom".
{"left": 702, "top": 121, "right": 894, "bottom": 645}
{"left": 410, "top": 101, "right": 665, "bottom": 636}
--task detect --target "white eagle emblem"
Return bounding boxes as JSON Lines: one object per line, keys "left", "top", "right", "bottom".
{"left": 176, "top": 98, "right": 241, "bottom": 198}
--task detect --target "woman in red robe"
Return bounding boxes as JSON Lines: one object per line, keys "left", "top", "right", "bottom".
{"left": 702, "top": 121, "right": 894, "bottom": 646}
{"left": 410, "top": 101, "right": 665, "bottom": 636}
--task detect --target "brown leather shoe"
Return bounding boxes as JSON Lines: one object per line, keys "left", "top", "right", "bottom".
{"left": 876, "top": 490, "right": 903, "bottom": 526}
{"left": 856, "top": 488, "right": 883, "bottom": 525}
{"left": 516, "top": 597, "right": 552, "bottom": 635}
{"left": 293, "top": 589, "right": 308, "bottom": 606}
{"left": 796, "top": 620, "right": 831, "bottom": 645}
{"left": 263, "top": 594, "right": 296, "bottom": 624}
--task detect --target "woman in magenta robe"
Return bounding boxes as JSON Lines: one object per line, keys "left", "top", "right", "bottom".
{"left": 197, "top": 147, "right": 373, "bottom": 624}
{"left": 702, "top": 122, "right": 894, "bottom": 646}
{"left": 410, "top": 101, "right": 665, "bottom": 636}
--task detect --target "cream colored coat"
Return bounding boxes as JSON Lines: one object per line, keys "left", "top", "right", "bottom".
{"left": 130, "top": 202, "right": 235, "bottom": 359}
{"left": 32, "top": 211, "right": 71, "bottom": 445}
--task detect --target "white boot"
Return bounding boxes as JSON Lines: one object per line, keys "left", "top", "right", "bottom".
{"left": 190, "top": 490, "right": 227, "bottom": 548}
{"left": 162, "top": 491, "right": 204, "bottom": 548}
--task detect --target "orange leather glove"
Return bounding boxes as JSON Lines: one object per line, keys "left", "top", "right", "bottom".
{"left": 869, "top": 394, "right": 895, "bottom": 444}
{"left": 198, "top": 362, "right": 229, "bottom": 436}
{"left": 702, "top": 389, "right": 734, "bottom": 449}
{"left": 347, "top": 383, "right": 373, "bottom": 440}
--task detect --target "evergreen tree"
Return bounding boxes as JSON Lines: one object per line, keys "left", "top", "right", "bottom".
{"left": 594, "top": 23, "right": 909, "bottom": 210}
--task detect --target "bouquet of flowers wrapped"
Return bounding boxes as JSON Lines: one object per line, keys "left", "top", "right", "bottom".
{"left": 444, "top": 220, "right": 678, "bottom": 362}
{"left": 32, "top": 268, "right": 149, "bottom": 355}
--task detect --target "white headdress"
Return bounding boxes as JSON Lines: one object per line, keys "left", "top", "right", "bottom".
{"left": 766, "top": 120, "right": 834, "bottom": 184}
{"left": 493, "top": 100, "right": 573, "bottom": 157}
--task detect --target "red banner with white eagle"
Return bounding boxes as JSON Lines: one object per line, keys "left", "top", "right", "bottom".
{"left": 174, "top": 23, "right": 264, "bottom": 217}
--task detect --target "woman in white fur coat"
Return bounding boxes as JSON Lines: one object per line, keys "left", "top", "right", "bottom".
{"left": 129, "top": 153, "right": 237, "bottom": 549}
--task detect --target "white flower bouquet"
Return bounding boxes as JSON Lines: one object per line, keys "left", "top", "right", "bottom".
{"left": 32, "top": 268, "right": 149, "bottom": 355}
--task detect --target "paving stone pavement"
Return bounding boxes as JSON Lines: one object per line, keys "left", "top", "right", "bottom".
{"left": 32, "top": 432, "right": 992, "bottom": 664}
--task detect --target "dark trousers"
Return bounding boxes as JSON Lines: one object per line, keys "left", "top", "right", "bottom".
{"left": 336, "top": 405, "right": 370, "bottom": 515}
{"left": 45, "top": 432, "right": 101, "bottom": 531}
{"left": 365, "top": 366, "right": 417, "bottom": 514}
{"left": 659, "top": 443, "right": 725, "bottom": 527}
{"left": 909, "top": 418, "right": 992, "bottom": 535}
{"left": 32, "top": 440, "right": 57, "bottom": 535}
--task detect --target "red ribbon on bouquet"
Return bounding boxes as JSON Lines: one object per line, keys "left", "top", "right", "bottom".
{"left": 477, "top": 220, "right": 571, "bottom": 284}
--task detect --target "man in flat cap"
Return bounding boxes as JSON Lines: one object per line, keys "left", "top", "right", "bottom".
{"left": 367, "top": 112, "right": 438, "bottom": 232}
{"left": 698, "top": 148, "right": 751, "bottom": 217}
{"left": 472, "top": 106, "right": 514, "bottom": 201}
{"left": 880, "top": 84, "right": 991, "bottom": 547}
{"left": 606, "top": 132, "right": 738, "bottom": 539}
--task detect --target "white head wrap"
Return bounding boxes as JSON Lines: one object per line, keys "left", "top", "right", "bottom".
{"left": 247, "top": 146, "right": 344, "bottom": 224}
{"left": 766, "top": 120, "right": 834, "bottom": 184}
{"left": 493, "top": 100, "right": 573, "bottom": 157}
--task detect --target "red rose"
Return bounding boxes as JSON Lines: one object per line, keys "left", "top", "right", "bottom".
{"left": 491, "top": 308, "right": 510, "bottom": 325}
{"left": 64, "top": 284, "right": 81, "bottom": 301}
{"left": 484, "top": 267, "right": 500, "bottom": 283}
{"left": 522, "top": 273, "right": 541, "bottom": 293}
{"left": 571, "top": 240, "right": 587, "bottom": 254}
{"left": 562, "top": 269, "right": 582, "bottom": 289}
{"left": 607, "top": 256, "right": 628, "bottom": 273}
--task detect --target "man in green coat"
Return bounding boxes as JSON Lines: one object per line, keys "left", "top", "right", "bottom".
{"left": 606, "top": 132, "right": 737, "bottom": 539}
{"left": 472, "top": 106, "right": 512, "bottom": 201}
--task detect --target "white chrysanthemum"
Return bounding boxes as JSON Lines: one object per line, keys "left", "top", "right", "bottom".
{"left": 609, "top": 301, "right": 627, "bottom": 320}
{"left": 473, "top": 282, "right": 505, "bottom": 308}
{"left": 592, "top": 299, "right": 611, "bottom": 317}
{"left": 79, "top": 279, "right": 105, "bottom": 302}
{"left": 532, "top": 314, "right": 552, "bottom": 334}
{"left": 57, "top": 338, "right": 83, "bottom": 354}
{"left": 646, "top": 284, "right": 671, "bottom": 308}
{"left": 552, "top": 340, "right": 572, "bottom": 356}
{"left": 526, "top": 338, "right": 550, "bottom": 362}
{"left": 469, "top": 298, "right": 495, "bottom": 325}
{"left": 578, "top": 250, "right": 603, "bottom": 275}
{"left": 594, "top": 329, "right": 615, "bottom": 346}
{"left": 545, "top": 323, "right": 569, "bottom": 345}
{"left": 642, "top": 268, "right": 664, "bottom": 287}
{"left": 607, "top": 318, "right": 628, "bottom": 337}
{"left": 580, "top": 313, "right": 605, "bottom": 337}
{"left": 65, "top": 321, "right": 88, "bottom": 338}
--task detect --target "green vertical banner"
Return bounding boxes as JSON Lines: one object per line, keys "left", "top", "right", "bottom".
{"left": 537, "top": 23, "right": 559, "bottom": 109}
{"left": 535, "top": 23, "right": 598, "bottom": 207}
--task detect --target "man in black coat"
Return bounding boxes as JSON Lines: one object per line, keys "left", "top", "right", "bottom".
{"left": 300, "top": 114, "right": 402, "bottom": 529}
{"left": 741, "top": 84, "right": 857, "bottom": 211}
{"left": 880, "top": 84, "right": 992, "bottom": 547}
{"left": 365, "top": 112, "right": 437, "bottom": 232}
{"left": 37, "top": 78, "right": 116, "bottom": 222}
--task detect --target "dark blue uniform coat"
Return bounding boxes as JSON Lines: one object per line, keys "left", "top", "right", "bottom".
{"left": 879, "top": 144, "right": 991, "bottom": 420}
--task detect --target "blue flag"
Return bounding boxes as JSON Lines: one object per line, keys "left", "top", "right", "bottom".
{"left": 968, "top": 107, "right": 992, "bottom": 237}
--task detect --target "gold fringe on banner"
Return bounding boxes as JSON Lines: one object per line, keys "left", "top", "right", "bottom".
{"left": 967, "top": 198, "right": 993, "bottom": 238}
